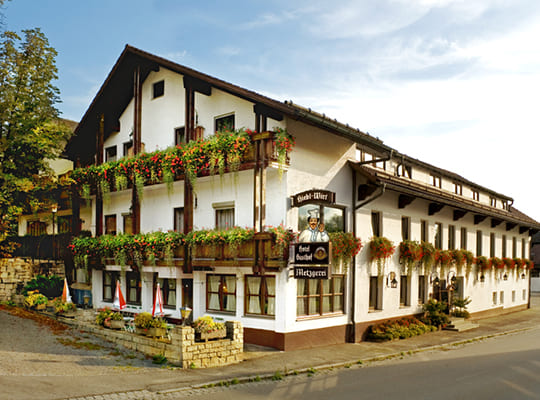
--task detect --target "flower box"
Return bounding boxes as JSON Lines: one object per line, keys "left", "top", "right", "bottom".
{"left": 197, "top": 328, "right": 227, "bottom": 342}
{"left": 109, "top": 320, "right": 125, "bottom": 330}
{"left": 223, "top": 242, "right": 254, "bottom": 259}
{"left": 146, "top": 327, "right": 167, "bottom": 338}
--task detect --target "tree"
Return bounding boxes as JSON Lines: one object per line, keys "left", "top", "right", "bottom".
{"left": 0, "top": 28, "right": 72, "bottom": 255}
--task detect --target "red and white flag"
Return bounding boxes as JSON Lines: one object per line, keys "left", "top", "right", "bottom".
{"left": 113, "top": 280, "right": 126, "bottom": 310}
{"left": 152, "top": 283, "right": 164, "bottom": 317}
{"left": 61, "top": 278, "right": 72, "bottom": 303}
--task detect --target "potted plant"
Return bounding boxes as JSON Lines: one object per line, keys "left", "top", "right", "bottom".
{"left": 24, "top": 291, "right": 48, "bottom": 310}
{"left": 109, "top": 312, "right": 125, "bottom": 329}
{"left": 329, "top": 232, "right": 363, "bottom": 272}
{"left": 147, "top": 317, "right": 168, "bottom": 338}
{"left": 193, "top": 315, "right": 226, "bottom": 341}
{"left": 134, "top": 312, "right": 154, "bottom": 335}
{"left": 399, "top": 240, "right": 421, "bottom": 275}
{"left": 369, "top": 236, "right": 395, "bottom": 276}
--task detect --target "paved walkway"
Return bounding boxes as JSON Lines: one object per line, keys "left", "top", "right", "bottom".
{"left": 2, "top": 295, "right": 539, "bottom": 400}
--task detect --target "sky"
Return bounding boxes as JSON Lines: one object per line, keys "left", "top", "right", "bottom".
{"left": 3, "top": 0, "right": 540, "bottom": 221}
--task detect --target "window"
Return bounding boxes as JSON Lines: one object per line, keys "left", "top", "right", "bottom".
{"left": 105, "top": 145, "right": 117, "bottom": 162}
{"left": 512, "top": 237, "right": 517, "bottom": 258}
{"left": 126, "top": 271, "right": 141, "bottom": 305}
{"left": 174, "top": 127, "right": 185, "bottom": 146}
{"left": 502, "top": 200, "right": 509, "bottom": 210}
{"left": 207, "top": 274, "right": 236, "bottom": 312}
{"left": 123, "top": 214, "right": 133, "bottom": 235}
{"left": 476, "top": 230, "right": 483, "bottom": 256}
{"left": 500, "top": 291, "right": 504, "bottom": 305}
{"left": 522, "top": 238, "right": 527, "bottom": 258}
{"left": 430, "top": 174, "right": 441, "bottom": 188}
{"left": 156, "top": 277, "right": 177, "bottom": 309}
{"left": 216, "top": 207, "right": 234, "bottom": 230}
{"left": 102, "top": 271, "right": 119, "bottom": 302}
{"left": 523, "top": 289, "right": 527, "bottom": 301}
{"left": 434, "top": 223, "right": 443, "bottom": 249}
{"left": 371, "top": 211, "right": 382, "bottom": 237}
{"left": 298, "top": 205, "right": 345, "bottom": 234}
{"left": 512, "top": 290, "right": 516, "bottom": 303}
{"left": 472, "top": 190, "right": 479, "bottom": 201}
{"left": 418, "top": 275, "right": 426, "bottom": 304}
{"left": 123, "top": 141, "right": 133, "bottom": 157}
{"left": 421, "top": 220, "right": 428, "bottom": 242}
{"left": 401, "top": 216, "right": 410, "bottom": 241}
{"left": 369, "top": 276, "right": 380, "bottom": 311}
{"left": 396, "top": 164, "right": 412, "bottom": 178}
{"left": 502, "top": 235, "right": 507, "bottom": 258}
{"left": 105, "top": 214, "right": 117, "bottom": 235}
{"left": 460, "top": 227, "right": 467, "bottom": 250}
{"left": 400, "top": 275, "right": 409, "bottom": 306}
{"left": 57, "top": 215, "right": 72, "bottom": 234}
{"left": 215, "top": 114, "right": 235, "bottom": 133}
{"left": 152, "top": 80, "right": 164, "bottom": 98}
{"left": 490, "top": 233, "right": 496, "bottom": 257}
{"left": 245, "top": 276, "right": 275, "bottom": 316}
{"left": 492, "top": 291, "right": 497, "bottom": 305}
{"left": 297, "top": 276, "right": 344, "bottom": 316}
{"left": 448, "top": 225, "right": 455, "bottom": 250}
{"left": 27, "top": 220, "right": 47, "bottom": 236}
{"left": 490, "top": 197, "right": 497, "bottom": 207}
{"left": 174, "top": 207, "right": 184, "bottom": 233}
{"left": 453, "top": 182, "right": 462, "bottom": 195}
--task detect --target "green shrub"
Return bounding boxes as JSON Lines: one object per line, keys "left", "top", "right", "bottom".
{"left": 23, "top": 275, "right": 63, "bottom": 298}
{"left": 366, "top": 317, "right": 432, "bottom": 342}
{"left": 421, "top": 299, "right": 450, "bottom": 327}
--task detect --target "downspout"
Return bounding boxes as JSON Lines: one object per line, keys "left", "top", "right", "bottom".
{"left": 350, "top": 157, "right": 388, "bottom": 343}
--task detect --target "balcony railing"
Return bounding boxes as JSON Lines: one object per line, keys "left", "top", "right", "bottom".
{"left": 9, "top": 233, "right": 73, "bottom": 260}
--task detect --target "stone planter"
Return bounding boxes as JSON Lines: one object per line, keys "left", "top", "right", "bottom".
{"left": 146, "top": 327, "right": 167, "bottom": 338}
{"left": 196, "top": 328, "right": 227, "bottom": 342}
{"left": 109, "top": 320, "right": 125, "bottom": 330}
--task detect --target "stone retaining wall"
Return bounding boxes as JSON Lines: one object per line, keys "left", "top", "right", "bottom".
{"left": 0, "top": 258, "right": 64, "bottom": 303}
{"left": 67, "top": 318, "right": 243, "bottom": 368}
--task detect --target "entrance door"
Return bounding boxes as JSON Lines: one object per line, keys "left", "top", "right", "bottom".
{"left": 181, "top": 279, "right": 193, "bottom": 323}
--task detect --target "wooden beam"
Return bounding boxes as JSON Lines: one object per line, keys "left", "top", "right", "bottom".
{"left": 491, "top": 218, "right": 503, "bottom": 228}
{"left": 183, "top": 75, "right": 212, "bottom": 96}
{"left": 357, "top": 184, "right": 378, "bottom": 201}
{"left": 453, "top": 210, "right": 467, "bottom": 221}
{"left": 428, "top": 203, "right": 444, "bottom": 216}
{"left": 398, "top": 194, "right": 415, "bottom": 209}
{"left": 506, "top": 222, "right": 517, "bottom": 231}
{"left": 253, "top": 103, "right": 284, "bottom": 121}
{"left": 474, "top": 215, "right": 487, "bottom": 225}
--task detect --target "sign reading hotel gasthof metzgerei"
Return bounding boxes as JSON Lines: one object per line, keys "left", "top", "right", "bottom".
{"left": 293, "top": 242, "right": 331, "bottom": 279}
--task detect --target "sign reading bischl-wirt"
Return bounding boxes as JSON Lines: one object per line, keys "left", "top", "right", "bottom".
{"left": 290, "top": 189, "right": 336, "bottom": 207}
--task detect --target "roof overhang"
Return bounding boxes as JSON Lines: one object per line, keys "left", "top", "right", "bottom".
{"left": 349, "top": 161, "right": 540, "bottom": 235}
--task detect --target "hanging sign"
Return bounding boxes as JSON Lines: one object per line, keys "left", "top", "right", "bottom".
{"left": 294, "top": 266, "right": 329, "bottom": 279}
{"left": 291, "top": 189, "right": 336, "bottom": 207}
{"left": 292, "top": 242, "right": 331, "bottom": 279}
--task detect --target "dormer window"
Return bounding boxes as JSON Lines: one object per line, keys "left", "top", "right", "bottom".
{"left": 490, "top": 197, "right": 497, "bottom": 207}
{"left": 472, "top": 190, "right": 479, "bottom": 201}
{"left": 453, "top": 182, "right": 462, "bottom": 195}
{"left": 430, "top": 174, "right": 441, "bottom": 188}
{"left": 396, "top": 164, "right": 412, "bottom": 178}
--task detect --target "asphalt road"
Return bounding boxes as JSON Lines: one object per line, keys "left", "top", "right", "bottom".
{"left": 173, "top": 326, "right": 540, "bottom": 400}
